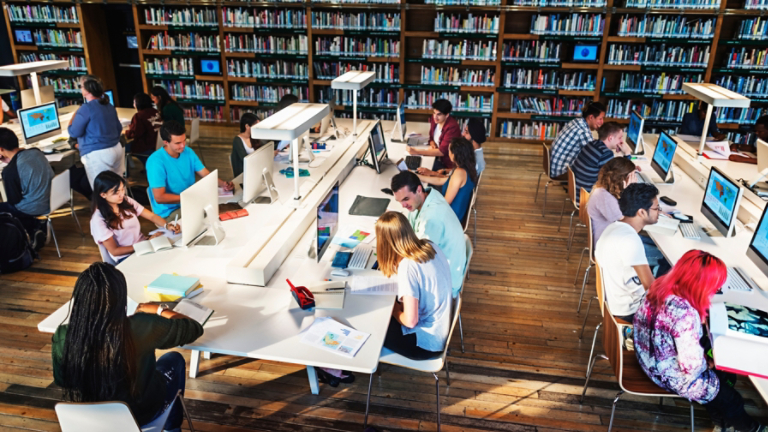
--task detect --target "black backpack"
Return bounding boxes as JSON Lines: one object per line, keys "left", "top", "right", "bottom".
{"left": 0, "top": 212, "right": 37, "bottom": 274}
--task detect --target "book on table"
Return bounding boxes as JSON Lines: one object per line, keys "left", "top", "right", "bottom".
{"left": 300, "top": 317, "right": 370, "bottom": 358}
{"left": 173, "top": 298, "right": 214, "bottom": 325}
{"left": 133, "top": 235, "right": 173, "bottom": 256}
{"left": 146, "top": 274, "right": 202, "bottom": 302}
{"left": 710, "top": 302, "right": 768, "bottom": 379}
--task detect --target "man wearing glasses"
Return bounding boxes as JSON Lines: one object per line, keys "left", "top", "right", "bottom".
{"left": 595, "top": 183, "right": 667, "bottom": 323}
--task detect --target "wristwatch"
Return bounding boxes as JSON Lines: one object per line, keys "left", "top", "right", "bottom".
{"left": 156, "top": 304, "right": 169, "bottom": 316}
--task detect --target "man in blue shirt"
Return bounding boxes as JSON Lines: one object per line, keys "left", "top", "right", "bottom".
{"left": 679, "top": 105, "right": 726, "bottom": 141}
{"left": 146, "top": 120, "right": 234, "bottom": 221}
{"left": 391, "top": 171, "right": 467, "bottom": 298}
{"left": 550, "top": 102, "right": 606, "bottom": 178}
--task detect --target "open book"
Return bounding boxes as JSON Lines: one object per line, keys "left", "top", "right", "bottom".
{"left": 134, "top": 236, "right": 173, "bottom": 256}
{"left": 703, "top": 141, "right": 748, "bottom": 160}
{"left": 710, "top": 302, "right": 768, "bottom": 378}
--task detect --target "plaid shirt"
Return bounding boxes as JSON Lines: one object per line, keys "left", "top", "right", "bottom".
{"left": 550, "top": 117, "right": 593, "bottom": 178}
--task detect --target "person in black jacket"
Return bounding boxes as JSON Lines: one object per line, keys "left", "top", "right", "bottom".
{"left": 230, "top": 112, "right": 260, "bottom": 177}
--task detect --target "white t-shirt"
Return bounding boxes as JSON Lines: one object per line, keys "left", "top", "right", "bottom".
{"left": 241, "top": 136, "right": 255, "bottom": 155}
{"left": 433, "top": 123, "right": 443, "bottom": 147}
{"left": 1, "top": 100, "right": 8, "bottom": 112}
{"left": 595, "top": 221, "right": 648, "bottom": 317}
{"left": 90, "top": 196, "right": 146, "bottom": 261}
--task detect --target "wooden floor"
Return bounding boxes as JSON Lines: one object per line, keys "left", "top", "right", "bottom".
{"left": 0, "top": 136, "right": 766, "bottom": 431}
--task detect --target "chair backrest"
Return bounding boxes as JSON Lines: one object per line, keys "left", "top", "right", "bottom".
{"left": 55, "top": 402, "right": 141, "bottom": 432}
{"left": 50, "top": 170, "right": 71, "bottom": 213}
{"left": 97, "top": 243, "right": 117, "bottom": 266}
{"left": 578, "top": 188, "right": 590, "bottom": 226}
{"left": 146, "top": 187, "right": 156, "bottom": 213}
{"left": 441, "top": 295, "right": 463, "bottom": 360}
{"left": 190, "top": 118, "right": 200, "bottom": 144}
{"left": 566, "top": 165, "right": 578, "bottom": 209}
{"left": 586, "top": 202, "right": 595, "bottom": 261}
{"left": 155, "top": 129, "right": 164, "bottom": 150}
{"left": 461, "top": 234, "right": 473, "bottom": 287}
{"left": 601, "top": 305, "right": 623, "bottom": 385}
{"left": 594, "top": 259, "right": 605, "bottom": 317}
{"left": 462, "top": 187, "right": 479, "bottom": 232}
{"left": 542, "top": 143, "right": 551, "bottom": 175}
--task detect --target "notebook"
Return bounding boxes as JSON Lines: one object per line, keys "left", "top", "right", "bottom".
{"left": 643, "top": 215, "right": 680, "bottom": 237}
{"left": 133, "top": 236, "right": 173, "bottom": 256}
{"left": 349, "top": 196, "right": 390, "bottom": 217}
{"left": 147, "top": 274, "right": 201, "bottom": 297}
{"left": 173, "top": 298, "right": 214, "bottom": 325}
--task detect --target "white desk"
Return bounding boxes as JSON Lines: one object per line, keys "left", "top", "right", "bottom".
{"left": 38, "top": 118, "right": 431, "bottom": 394}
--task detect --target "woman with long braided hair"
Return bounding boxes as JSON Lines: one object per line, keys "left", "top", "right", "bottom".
{"left": 52, "top": 263, "right": 203, "bottom": 431}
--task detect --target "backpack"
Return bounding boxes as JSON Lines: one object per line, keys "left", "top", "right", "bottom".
{"left": 0, "top": 212, "right": 37, "bottom": 274}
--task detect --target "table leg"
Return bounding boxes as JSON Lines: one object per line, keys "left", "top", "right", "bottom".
{"left": 203, "top": 351, "right": 211, "bottom": 360}
{"left": 306, "top": 366, "right": 320, "bottom": 395}
{"left": 189, "top": 350, "right": 200, "bottom": 379}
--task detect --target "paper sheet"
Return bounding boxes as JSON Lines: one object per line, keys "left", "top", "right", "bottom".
{"left": 173, "top": 298, "right": 213, "bottom": 325}
{"left": 332, "top": 225, "right": 374, "bottom": 248}
{"left": 45, "top": 153, "right": 65, "bottom": 162}
{"left": 350, "top": 276, "right": 398, "bottom": 295}
{"left": 300, "top": 317, "right": 369, "bottom": 358}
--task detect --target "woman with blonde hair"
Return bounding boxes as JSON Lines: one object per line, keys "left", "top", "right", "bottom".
{"left": 377, "top": 211, "right": 452, "bottom": 360}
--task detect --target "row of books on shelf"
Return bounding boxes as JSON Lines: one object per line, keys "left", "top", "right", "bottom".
{"left": 41, "top": 77, "right": 79, "bottom": 94}
{"left": 501, "top": 69, "right": 595, "bottom": 91}
{"left": 19, "top": 53, "right": 87, "bottom": 71}
{"left": 715, "top": 75, "right": 768, "bottom": 98}
{"left": 737, "top": 18, "right": 768, "bottom": 40}
{"left": 715, "top": 107, "right": 765, "bottom": 124}
{"left": 230, "top": 85, "right": 309, "bottom": 103}
{"left": 511, "top": 95, "right": 590, "bottom": 116}
{"left": 221, "top": 8, "right": 306, "bottom": 29}
{"left": 405, "top": 91, "right": 493, "bottom": 112}
{"left": 420, "top": 66, "right": 495, "bottom": 87}
{"left": 422, "top": 40, "right": 497, "bottom": 61}
{"left": 607, "top": 99, "right": 695, "bottom": 121}
{"left": 499, "top": 120, "right": 561, "bottom": 140}
{"left": 727, "top": 131, "right": 758, "bottom": 146}
{"left": 225, "top": 35, "right": 308, "bottom": 54}
{"left": 615, "top": 73, "right": 703, "bottom": 94}
{"left": 146, "top": 32, "right": 220, "bottom": 52}
{"left": 606, "top": 44, "right": 709, "bottom": 67}
{"left": 529, "top": 14, "right": 603, "bottom": 37}
{"left": 144, "top": 58, "right": 195, "bottom": 76}
{"left": 425, "top": 0, "right": 501, "bottom": 5}
{"left": 142, "top": 7, "right": 217, "bottom": 27}
{"left": 726, "top": 48, "right": 768, "bottom": 69}
{"left": 458, "top": 118, "right": 491, "bottom": 137}
{"left": 228, "top": 59, "right": 309, "bottom": 79}
{"left": 510, "top": 0, "right": 605, "bottom": 6}
{"left": 502, "top": 41, "right": 560, "bottom": 63}
{"left": 231, "top": 107, "right": 275, "bottom": 122}
{"left": 313, "top": 62, "right": 398, "bottom": 82}
{"left": 6, "top": 5, "right": 79, "bottom": 24}
{"left": 340, "top": 111, "right": 396, "bottom": 121}
{"left": 321, "top": 88, "right": 398, "bottom": 107}
{"left": 434, "top": 13, "right": 499, "bottom": 34}
{"left": 616, "top": 15, "right": 714, "bottom": 39}
{"left": 32, "top": 29, "right": 83, "bottom": 48}
{"left": 311, "top": 12, "right": 400, "bottom": 31}
{"left": 745, "top": 0, "right": 768, "bottom": 10}
{"left": 184, "top": 106, "right": 225, "bottom": 123}
{"left": 624, "top": 0, "right": 719, "bottom": 9}
{"left": 152, "top": 81, "right": 225, "bottom": 101}
{"left": 315, "top": 37, "right": 399, "bottom": 57}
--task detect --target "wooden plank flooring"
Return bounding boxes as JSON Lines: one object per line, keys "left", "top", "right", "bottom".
{"left": 0, "top": 136, "right": 766, "bottom": 431}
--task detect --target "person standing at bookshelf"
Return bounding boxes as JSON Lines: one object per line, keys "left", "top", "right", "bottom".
{"left": 68, "top": 75, "right": 125, "bottom": 188}
{"left": 549, "top": 102, "right": 606, "bottom": 178}
{"left": 680, "top": 104, "right": 726, "bottom": 141}
{"left": 150, "top": 86, "right": 185, "bottom": 125}
{"left": 406, "top": 99, "right": 461, "bottom": 171}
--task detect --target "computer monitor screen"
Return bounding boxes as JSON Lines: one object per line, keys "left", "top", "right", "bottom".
{"left": 701, "top": 167, "right": 744, "bottom": 238}
{"left": 572, "top": 44, "right": 598, "bottom": 62}
{"left": 18, "top": 102, "right": 60, "bottom": 144}
{"left": 198, "top": 58, "right": 221, "bottom": 76}
{"left": 747, "top": 204, "right": 768, "bottom": 276}
{"left": 180, "top": 170, "right": 219, "bottom": 247}
{"left": 126, "top": 35, "right": 138, "bottom": 49}
{"left": 366, "top": 120, "right": 387, "bottom": 174}
{"left": 651, "top": 131, "right": 678, "bottom": 181}
{"left": 398, "top": 101, "right": 406, "bottom": 132}
{"left": 242, "top": 144, "right": 274, "bottom": 204}
{"left": 757, "top": 139, "right": 768, "bottom": 173}
{"left": 14, "top": 29, "right": 34, "bottom": 45}
{"left": 316, "top": 182, "right": 339, "bottom": 262}
{"left": 105, "top": 90, "right": 114, "bottom": 105}
{"left": 627, "top": 111, "right": 644, "bottom": 154}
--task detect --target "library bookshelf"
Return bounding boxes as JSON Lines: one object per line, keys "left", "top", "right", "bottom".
{"left": 3, "top": 0, "right": 768, "bottom": 144}
{"left": 2, "top": 3, "right": 118, "bottom": 107}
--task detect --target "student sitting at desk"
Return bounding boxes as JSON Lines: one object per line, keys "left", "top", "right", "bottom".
{"left": 68, "top": 75, "right": 125, "bottom": 188}
{"left": 587, "top": 157, "right": 637, "bottom": 246}
{"left": 550, "top": 102, "right": 605, "bottom": 178}
{"left": 146, "top": 120, "right": 234, "bottom": 222}
{"left": 0, "top": 127, "right": 52, "bottom": 249}
{"left": 125, "top": 93, "right": 162, "bottom": 162}
{"left": 463, "top": 118, "right": 486, "bottom": 175}
{"left": 406, "top": 99, "right": 461, "bottom": 171}
{"left": 595, "top": 183, "right": 662, "bottom": 323}
{"left": 52, "top": 263, "right": 203, "bottom": 432}
{"left": 391, "top": 171, "right": 467, "bottom": 298}
{"left": 571, "top": 122, "right": 628, "bottom": 203}
{"left": 150, "top": 86, "right": 185, "bottom": 125}
{"left": 680, "top": 104, "right": 726, "bottom": 141}
{"left": 634, "top": 250, "right": 767, "bottom": 432}
{"left": 231, "top": 112, "right": 260, "bottom": 177}
{"left": 732, "top": 115, "right": 768, "bottom": 153}
{"left": 416, "top": 137, "right": 477, "bottom": 222}
{"left": 1, "top": 98, "right": 15, "bottom": 122}
{"left": 377, "top": 212, "right": 452, "bottom": 360}
{"left": 90, "top": 171, "right": 180, "bottom": 263}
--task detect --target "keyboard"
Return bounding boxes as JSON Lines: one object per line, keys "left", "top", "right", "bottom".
{"left": 405, "top": 155, "right": 422, "bottom": 170}
{"left": 726, "top": 267, "right": 754, "bottom": 293}
{"left": 636, "top": 172, "right": 651, "bottom": 184}
{"left": 348, "top": 247, "right": 373, "bottom": 270}
{"left": 679, "top": 223, "right": 701, "bottom": 240}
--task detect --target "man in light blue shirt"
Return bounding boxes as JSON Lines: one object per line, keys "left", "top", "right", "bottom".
{"left": 146, "top": 120, "right": 234, "bottom": 221}
{"left": 391, "top": 171, "right": 467, "bottom": 298}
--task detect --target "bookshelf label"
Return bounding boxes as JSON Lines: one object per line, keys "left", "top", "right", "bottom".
{"left": 256, "top": 54, "right": 308, "bottom": 60}
{"left": 44, "top": 70, "right": 88, "bottom": 77}
{"left": 640, "top": 66, "right": 705, "bottom": 73}
{"left": 407, "top": 58, "right": 463, "bottom": 65}
{"left": 498, "top": 87, "right": 557, "bottom": 95}
{"left": 453, "top": 111, "right": 491, "bottom": 117}
{"left": 177, "top": 98, "right": 226, "bottom": 105}
{"left": 11, "top": 22, "right": 57, "bottom": 28}
{"left": 501, "top": 61, "right": 560, "bottom": 68}
{"left": 531, "top": 115, "right": 576, "bottom": 122}
{"left": 721, "top": 39, "right": 768, "bottom": 46}
{"left": 713, "top": 68, "right": 768, "bottom": 75}
{"left": 259, "top": 78, "right": 308, "bottom": 84}
{"left": 404, "top": 84, "right": 460, "bottom": 91}
{"left": 168, "top": 25, "right": 218, "bottom": 32}
{"left": 39, "top": 46, "right": 83, "bottom": 53}
{"left": 254, "top": 28, "right": 307, "bottom": 34}
{"left": 603, "top": 92, "right": 663, "bottom": 99}
{"left": 146, "top": 74, "right": 195, "bottom": 80}
{"left": 539, "top": 35, "right": 600, "bottom": 42}
{"left": 438, "top": 32, "right": 498, "bottom": 39}
{"left": 646, "top": 38, "right": 713, "bottom": 44}
{"left": 171, "top": 50, "right": 221, "bottom": 56}
{"left": 346, "top": 30, "right": 400, "bottom": 37}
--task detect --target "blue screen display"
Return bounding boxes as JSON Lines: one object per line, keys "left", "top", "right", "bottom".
{"left": 573, "top": 44, "right": 598, "bottom": 62}
{"left": 14, "top": 30, "right": 33, "bottom": 44}
{"left": 200, "top": 59, "right": 221, "bottom": 74}
{"left": 653, "top": 132, "right": 678, "bottom": 176}
{"left": 628, "top": 111, "right": 642, "bottom": 147}
{"left": 751, "top": 207, "right": 768, "bottom": 264}
{"left": 703, "top": 169, "right": 740, "bottom": 227}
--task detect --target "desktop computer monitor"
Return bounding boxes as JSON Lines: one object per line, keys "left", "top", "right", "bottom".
{"left": 366, "top": 120, "right": 388, "bottom": 174}
{"left": 701, "top": 166, "right": 744, "bottom": 238}
{"left": 650, "top": 131, "right": 678, "bottom": 183}
{"left": 17, "top": 102, "right": 61, "bottom": 145}
{"left": 328, "top": 98, "right": 339, "bottom": 138}
{"left": 86, "top": 90, "right": 114, "bottom": 106}
{"left": 242, "top": 144, "right": 275, "bottom": 205}
{"left": 626, "top": 111, "right": 645, "bottom": 154}
{"left": 757, "top": 139, "right": 768, "bottom": 174}
{"left": 20, "top": 86, "right": 55, "bottom": 109}
{"left": 316, "top": 182, "right": 339, "bottom": 262}
{"left": 747, "top": 204, "right": 768, "bottom": 276}
{"left": 180, "top": 170, "right": 221, "bottom": 247}
{"left": 391, "top": 101, "right": 407, "bottom": 142}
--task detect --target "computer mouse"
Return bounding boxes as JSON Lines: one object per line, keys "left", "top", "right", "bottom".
{"left": 330, "top": 269, "right": 350, "bottom": 277}
{"left": 328, "top": 135, "right": 336, "bottom": 140}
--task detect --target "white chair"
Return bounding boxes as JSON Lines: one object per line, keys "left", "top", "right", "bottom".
{"left": 462, "top": 173, "right": 482, "bottom": 247}
{"left": 363, "top": 296, "right": 463, "bottom": 432}
{"left": 155, "top": 130, "right": 164, "bottom": 151}
{"left": 97, "top": 242, "right": 117, "bottom": 266}
{"left": 42, "top": 170, "right": 83, "bottom": 258}
{"left": 146, "top": 187, "right": 156, "bottom": 214}
{"left": 190, "top": 118, "right": 204, "bottom": 163}
{"left": 457, "top": 234, "right": 473, "bottom": 353}
{"left": 56, "top": 389, "right": 194, "bottom": 432}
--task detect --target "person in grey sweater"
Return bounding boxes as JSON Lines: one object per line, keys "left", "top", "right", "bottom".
{"left": 0, "top": 127, "right": 53, "bottom": 248}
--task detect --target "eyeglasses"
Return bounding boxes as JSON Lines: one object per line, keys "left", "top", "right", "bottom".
{"left": 648, "top": 206, "right": 661, "bottom": 212}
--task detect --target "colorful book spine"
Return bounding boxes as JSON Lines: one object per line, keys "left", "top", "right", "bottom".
{"left": 511, "top": 0, "right": 605, "bottom": 5}
{"left": 311, "top": 12, "right": 400, "bottom": 30}
{"left": 313, "top": 62, "right": 398, "bottom": 82}
{"left": 511, "top": 96, "right": 590, "bottom": 115}
{"left": 314, "top": 37, "right": 400, "bottom": 57}
{"left": 183, "top": 106, "right": 225, "bottom": 123}
{"left": 616, "top": 15, "right": 714, "bottom": 38}
{"left": 227, "top": 60, "right": 308, "bottom": 79}
{"left": 6, "top": 5, "right": 79, "bottom": 23}
{"left": 737, "top": 18, "right": 768, "bottom": 39}
{"left": 143, "top": 7, "right": 217, "bottom": 26}
{"left": 457, "top": 117, "right": 491, "bottom": 136}
{"left": 529, "top": 14, "right": 604, "bottom": 36}
{"left": 221, "top": 8, "right": 307, "bottom": 28}
{"left": 606, "top": 99, "right": 695, "bottom": 121}
{"left": 405, "top": 91, "right": 494, "bottom": 112}
{"left": 320, "top": 88, "right": 398, "bottom": 107}
{"left": 626, "top": 0, "right": 719, "bottom": 9}
{"left": 434, "top": 13, "right": 499, "bottom": 33}
{"left": 231, "top": 107, "right": 275, "bottom": 122}
{"left": 146, "top": 32, "right": 220, "bottom": 52}
{"left": 607, "top": 44, "right": 710, "bottom": 67}
{"left": 33, "top": 29, "right": 83, "bottom": 48}
{"left": 715, "top": 107, "right": 766, "bottom": 124}
{"left": 726, "top": 47, "right": 768, "bottom": 68}
{"left": 617, "top": 73, "right": 703, "bottom": 93}
{"left": 39, "top": 76, "right": 80, "bottom": 93}
{"left": 499, "top": 120, "right": 562, "bottom": 139}
{"left": 224, "top": 35, "right": 308, "bottom": 54}
{"left": 152, "top": 80, "right": 225, "bottom": 100}
{"left": 313, "top": 0, "right": 400, "bottom": 4}
{"left": 422, "top": 39, "right": 497, "bottom": 60}
{"left": 143, "top": 57, "right": 196, "bottom": 75}
{"left": 18, "top": 53, "right": 86, "bottom": 70}
{"left": 425, "top": 0, "right": 501, "bottom": 5}
{"left": 230, "top": 85, "right": 309, "bottom": 102}
{"left": 502, "top": 41, "right": 560, "bottom": 62}
{"left": 421, "top": 66, "right": 495, "bottom": 86}
{"left": 715, "top": 75, "right": 768, "bottom": 97}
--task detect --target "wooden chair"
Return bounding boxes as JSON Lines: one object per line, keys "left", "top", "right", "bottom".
{"left": 574, "top": 188, "right": 593, "bottom": 313}
{"left": 580, "top": 303, "right": 695, "bottom": 431}
{"left": 534, "top": 143, "right": 567, "bottom": 217}
{"left": 558, "top": 166, "right": 584, "bottom": 254}
{"left": 579, "top": 259, "right": 604, "bottom": 340}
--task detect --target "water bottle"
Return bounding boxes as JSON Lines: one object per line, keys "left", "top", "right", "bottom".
{"left": 9, "top": 92, "right": 20, "bottom": 112}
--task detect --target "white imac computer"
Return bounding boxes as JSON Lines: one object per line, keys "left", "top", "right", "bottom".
{"left": 391, "top": 101, "right": 407, "bottom": 142}
{"left": 626, "top": 110, "right": 645, "bottom": 155}
{"left": 316, "top": 182, "right": 339, "bottom": 262}
{"left": 17, "top": 102, "right": 61, "bottom": 145}
{"left": 180, "top": 170, "right": 225, "bottom": 247}
{"left": 701, "top": 167, "right": 744, "bottom": 238}
{"left": 241, "top": 144, "right": 278, "bottom": 205}
{"left": 328, "top": 98, "right": 340, "bottom": 139}
{"left": 748, "top": 139, "right": 768, "bottom": 193}
{"left": 747, "top": 204, "right": 768, "bottom": 278}
{"left": 362, "top": 120, "right": 388, "bottom": 174}
{"left": 647, "top": 131, "right": 678, "bottom": 184}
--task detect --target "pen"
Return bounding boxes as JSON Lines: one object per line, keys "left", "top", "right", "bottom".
{"left": 173, "top": 214, "right": 178, "bottom": 230}
{"left": 326, "top": 287, "right": 345, "bottom": 291}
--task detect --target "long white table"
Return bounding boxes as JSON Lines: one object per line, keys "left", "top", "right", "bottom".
{"left": 38, "top": 118, "right": 432, "bottom": 394}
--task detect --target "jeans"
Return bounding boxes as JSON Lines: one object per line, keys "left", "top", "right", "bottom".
{"left": 0, "top": 202, "right": 41, "bottom": 237}
{"left": 147, "top": 351, "right": 186, "bottom": 431}
{"left": 704, "top": 370, "right": 759, "bottom": 431}
{"left": 383, "top": 317, "right": 441, "bottom": 361}
{"left": 640, "top": 234, "right": 671, "bottom": 277}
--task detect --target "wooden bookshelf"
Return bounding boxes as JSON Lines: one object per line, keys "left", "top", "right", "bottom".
{"left": 2, "top": 2, "right": 117, "bottom": 106}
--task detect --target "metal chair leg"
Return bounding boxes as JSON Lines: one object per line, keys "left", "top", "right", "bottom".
{"left": 472, "top": 207, "right": 477, "bottom": 247}
{"left": 48, "top": 217, "right": 60, "bottom": 258}
{"left": 70, "top": 191, "right": 83, "bottom": 237}
{"left": 557, "top": 198, "right": 570, "bottom": 231}
{"left": 542, "top": 181, "right": 551, "bottom": 217}
{"left": 585, "top": 322, "right": 602, "bottom": 378}
{"left": 176, "top": 391, "right": 196, "bottom": 432}
{"left": 567, "top": 222, "right": 584, "bottom": 252}
{"left": 576, "top": 264, "right": 592, "bottom": 313}
{"left": 458, "top": 313, "right": 465, "bottom": 353}
{"left": 565, "top": 211, "right": 576, "bottom": 251}
{"left": 363, "top": 373, "right": 374, "bottom": 428}
{"left": 534, "top": 172, "right": 543, "bottom": 203}
{"left": 607, "top": 391, "right": 625, "bottom": 432}
{"left": 572, "top": 246, "right": 587, "bottom": 281}
{"left": 690, "top": 400, "right": 695, "bottom": 432}
{"left": 580, "top": 343, "right": 607, "bottom": 403}
{"left": 433, "top": 373, "right": 441, "bottom": 432}
{"left": 579, "top": 296, "right": 596, "bottom": 339}
{"left": 445, "top": 361, "right": 451, "bottom": 387}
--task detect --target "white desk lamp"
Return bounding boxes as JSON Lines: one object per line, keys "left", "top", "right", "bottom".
{"left": 331, "top": 71, "right": 376, "bottom": 137}
{"left": 0, "top": 60, "right": 69, "bottom": 105}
